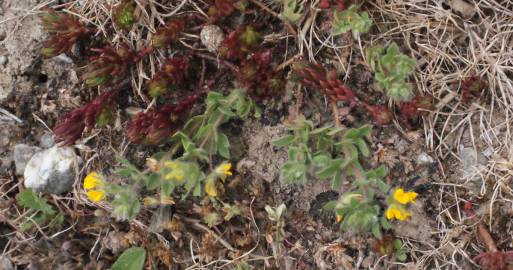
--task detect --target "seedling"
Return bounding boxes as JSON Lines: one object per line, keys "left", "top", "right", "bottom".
{"left": 461, "top": 75, "right": 487, "bottom": 101}
{"left": 265, "top": 203, "right": 287, "bottom": 242}
{"left": 332, "top": 4, "right": 371, "bottom": 35}
{"left": 238, "top": 50, "right": 284, "bottom": 100}
{"left": 366, "top": 42, "right": 416, "bottom": 102}
{"left": 16, "top": 189, "right": 63, "bottom": 232}
{"left": 280, "top": 0, "right": 304, "bottom": 23}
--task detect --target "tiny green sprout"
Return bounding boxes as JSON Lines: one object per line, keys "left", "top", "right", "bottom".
{"left": 332, "top": 4, "right": 371, "bottom": 35}
{"left": 280, "top": 0, "right": 304, "bottom": 23}
{"left": 16, "top": 189, "right": 63, "bottom": 232}
{"left": 265, "top": 203, "right": 287, "bottom": 242}
{"left": 113, "top": 1, "right": 137, "bottom": 31}
{"left": 366, "top": 42, "right": 416, "bottom": 102}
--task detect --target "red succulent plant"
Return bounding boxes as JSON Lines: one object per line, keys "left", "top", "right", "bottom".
{"left": 39, "top": 8, "right": 88, "bottom": 58}
{"left": 318, "top": 0, "right": 357, "bottom": 10}
{"left": 219, "top": 26, "right": 262, "bottom": 60}
{"left": 54, "top": 91, "right": 118, "bottom": 145}
{"left": 126, "top": 95, "right": 198, "bottom": 145}
{"left": 461, "top": 75, "right": 487, "bottom": 101}
{"left": 464, "top": 202, "right": 513, "bottom": 270}
{"left": 83, "top": 42, "right": 141, "bottom": 87}
{"left": 398, "top": 95, "right": 433, "bottom": 127}
{"left": 293, "top": 60, "right": 393, "bottom": 125}
{"left": 238, "top": 50, "right": 283, "bottom": 100}
{"left": 147, "top": 57, "right": 189, "bottom": 98}
{"left": 151, "top": 19, "right": 185, "bottom": 49}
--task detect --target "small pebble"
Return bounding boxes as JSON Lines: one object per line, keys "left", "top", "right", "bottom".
{"left": 200, "top": 25, "right": 224, "bottom": 53}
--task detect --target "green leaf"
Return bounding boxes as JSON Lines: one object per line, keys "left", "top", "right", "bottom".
{"left": 146, "top": 173, "right": 161, "bottom": 190}
{"left": 397, "top": 253, "right": 407, "bottom": 262}
{"left": 110, "top": 247, "right": 146, "bottom": 270}
{"left": 16, "top": 189, "right": 55, "bottom": 216}
{"left": 317, "top": 158, "right": 345, "bottom": 179}
{"left": 355, "top": 138, "right": 369, "bottom": 157}
{"left": 217, "top": 132, "right": 231, "bottom": 159}
{"left": 272, "top": 135, "right": 296, "bottom": 147}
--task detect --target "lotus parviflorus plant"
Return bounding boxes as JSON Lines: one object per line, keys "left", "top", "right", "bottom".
{"left": 293, "top": 60, "right": 393, "bottom": 126}
{"left": 39, "top": 8, "right": 88, "bottom": 58}
{"left": 83, "top": 90, "right": 256, "bottom": 221}
{"left": 54, "top": 90, "right": 117, "bottom": 145}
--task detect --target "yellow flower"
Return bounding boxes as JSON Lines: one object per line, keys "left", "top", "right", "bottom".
{"left": 165, "top": 169, "right": 185, "bottom": 182}
{"left": 83, "top": 172, "right": 103, "bottom": 190}
{"left": 164, "top": 160, "right": 179, "bottom": 170}
{"left": 215, "top": 163, "right": 232, "bottom": 181}
{"left": 385, "top": 204, "right": 411, "bottom": 221}
{"left": 87, "top": 190, "right": 105, "bottom": 202}
{"left": 205, "top": 176, "right": 218, "bottom": 197}
{"left": 393, "top": 188, "right": 418, "bottom": 205}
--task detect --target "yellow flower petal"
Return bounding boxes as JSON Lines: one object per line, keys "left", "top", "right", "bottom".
{"left": 215, "top": 163, "right": 232, "bottom": 181}
{"left": 393, "top": 188, "right": 418, "bottom": 204}
{"left": 87, "top": 190, "right": 105, "bottom": 202}
{"left": 83, "top": 172, "right": 102, "bottom": 190}
{"left": 205, "top": 177, "right": 217, "bottom": 197}
{"left": 164, "top": 160, "right": 178, "bottom": 169}
{"left": 385, "top": 204, "right": 412, "bottom": 221}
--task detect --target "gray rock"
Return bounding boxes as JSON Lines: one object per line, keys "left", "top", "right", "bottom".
{"left": 459, "top": 146, "right": 487, "bottom": 181}
{"left": 39, "top": 132, "right": 56, "bottom": 148}
{"left": 0, "top": 55, "right": 7, "bottom": 66}
{"left": 24, "top": 146, "right": 80, "bottom": 194}
{"left": 200, "top": 25, "right": 224, "bottom": 53}
{"left": 14, "top": 144, "right": 42, "bottom": 175}
{"left": 0, "top": 256, "right": 13, "bottom": 270}
{"left": 416, "top": 152, "right": 435, "bottom": 165}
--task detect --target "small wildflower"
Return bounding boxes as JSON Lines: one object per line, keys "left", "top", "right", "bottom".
{"left": 143, "top": 197, "right": 158, "bottom": 206}
{"left": 83, "top": 172, "right": 103, "bottom": 190}
{"left": 385, "top": 204, "right": 411, "bottom": 221}
{"left": 165, "top": 168, "right": 185, "bottom": 182}
{"left": 393, "top": 188, "right": 418, "bottom": 205}
{"left": 164, "top": 160, "right": 179, "bottom": 170}
{"left": 215, "top": 163, "right": 232, "bottom": 181}
{"left": 205, "top": 176, "right": 218, "bottom": 197}
{"left": 87, "top": 190, "right": 105, "bottom": 202}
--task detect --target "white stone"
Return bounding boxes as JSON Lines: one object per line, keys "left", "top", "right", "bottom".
{"left": 416, "top": 152, "right": 435, "bottom": 165}
{"left": 24, "top": 146, "right": 80, "bottom": 194}
{"left": 200, "top": 25, "right": 225, "bottom": 53}
{"left": 14, "top": 144, "right": 42, "bottom": 175}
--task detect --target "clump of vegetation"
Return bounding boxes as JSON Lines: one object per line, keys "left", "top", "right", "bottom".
{"left": 85, "top": 90, "right": 256, "bottom": 220}
{"left": 151, "top": 19, "right": 185, "bottom": 49}
{"left": 219, "top": 26, "right": 263, "bottom": 60}
{"left": 147, "top": 57, "right": 189, "bottom": 98}
{"left": 16, "top": 189, "right": 63, "bottom": 232}
{"left": 265, "top": 203, "right": 287, "bottom": 242}
{"left": 112, "top": 1, "right": 137, "bottom": 31}
{"left": 39, "top": 8, "right": 88, "bottom": 57}
{"left": 293, "top": 60, "right": 393, "bottom": 125}
{"left": 461, "top": 75, "right": 488, "bottom": 101}
{"left": 366, "top": 42, "right": 417, "bottom": 102}
{"left": 83, "top": 42, "right": 142, "bottom": 87}
{"left": 280, "top": 0, "right": 304, "bottom": 23}
{"left": 332, "top": 4, "right": 371, "bottom": 35}
{"left": 54, "top": 90, "right": 118, "bottom": 145}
